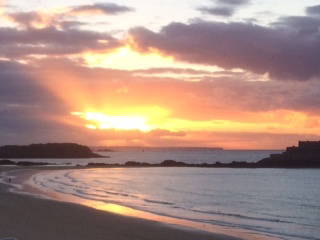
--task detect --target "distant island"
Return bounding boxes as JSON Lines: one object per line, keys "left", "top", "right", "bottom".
{"left": 0, "top": 143, "right": 103, "bottom": 158}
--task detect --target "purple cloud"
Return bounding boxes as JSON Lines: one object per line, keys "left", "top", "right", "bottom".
{"left": 306, "top": 5, "right": 320, "bottom": 16}
{"left": 130, "top": 19, "right": 320, "bottom": 81}
{"left": 199, "top": 0, "right": 250, "bottom": 17}
{"left": 70, "top": 3, "right": 133, "bottom": 15}
{"left": 0, "top": 26, "right": 120, "bottom": 57}
{"left": 217, "top": 0, "right": 250, "bottom": 5}
{"left": 198, "top": 7, "right": 234, "bottom": 17}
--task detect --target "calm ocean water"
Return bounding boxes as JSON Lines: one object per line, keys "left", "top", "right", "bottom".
{"left": 12, "top": 148, "right": 282, "bottom": 165}
{"left": 29, "top": 167, "right": 320, "bottom": 240}
{"left": 7, "top": 149, "right": 319, "bottom": 240}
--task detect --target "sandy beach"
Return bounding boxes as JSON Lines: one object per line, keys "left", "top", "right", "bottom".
{"left": 0, "top": 167, "right": 243, "bottom": 240}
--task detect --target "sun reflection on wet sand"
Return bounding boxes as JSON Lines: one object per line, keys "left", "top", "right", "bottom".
{"left": 59, "top": 195, "right": 279, "bottom": 240}
{"left": 21, "top": 170, "right": 279, "bottom": 240}
{"left": 16, "top": 168, "right": 280, "bottom": 240}
{"left": 91, "top": 202, "right": 139, "bottom": 216}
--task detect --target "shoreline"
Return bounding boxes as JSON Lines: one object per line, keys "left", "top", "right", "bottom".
{"left": 0, "top": 167, "right": 278, "bottom": 240}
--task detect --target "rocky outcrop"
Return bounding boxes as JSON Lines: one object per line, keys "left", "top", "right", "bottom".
{"left": 0, "top": 143, "right": 103, "bottom": 158}
{"left": 0, "top": 159, "right": 50, "bottom": 166}
{"left": 257, "top": 141, "right": 320, "bottom": 168}
{"left": 0, "top": 159, "right": 16, "bottom": 165}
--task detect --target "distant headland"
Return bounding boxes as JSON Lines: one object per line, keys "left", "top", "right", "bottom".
{"left": 0, "top": 143, "right": 103, "bottom": 158}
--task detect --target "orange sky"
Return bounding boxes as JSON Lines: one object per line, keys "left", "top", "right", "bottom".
{"left": 27, "top": 45, "right": 320, "bottom": 149}
{"left": 1, "top": 1, "right": 320, "bottom": 149}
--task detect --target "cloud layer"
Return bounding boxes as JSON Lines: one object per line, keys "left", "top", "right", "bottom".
{"left": 306, "top": 5, "right": 320, "bottom": 16}
{"left": 130, "top": 18, "right": 320, "bottom": 81}
{"left": 0, "top": 26, "right": 120, "bottom": 57}
{"left": 198, "top": 0, "right": 250, "bottom": 17}
{"left": 70, "top": 3, "right": 134, "bottom": 16}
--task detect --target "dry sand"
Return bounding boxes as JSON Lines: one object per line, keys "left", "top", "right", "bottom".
{"left": 0, "top": 167, "right": 242, "bottom": 240}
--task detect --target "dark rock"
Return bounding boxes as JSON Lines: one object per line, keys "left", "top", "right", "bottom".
{"left": 160, "top": 160, "right": 188, "bottom": 167}
{"left": 87, "top": 162, "right": 120, "bottom": 167}
{"left": 125, "top": 161, "right": 151, "bottom": 167}
{"left": 0, "top": 159, "right": 16, "bottom": 165}
{"left": 0, "top": 143, "right": 104, "bottom": 158}
{"left": 256, "top": 141, "right": 320, "bottom": 168}
{"left": 16, "top": 161, "right": 50, "bottom": 166}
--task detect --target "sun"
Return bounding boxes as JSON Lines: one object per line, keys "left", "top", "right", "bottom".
{"left": 72, "top": 112, "right": 154, "bottom": 132}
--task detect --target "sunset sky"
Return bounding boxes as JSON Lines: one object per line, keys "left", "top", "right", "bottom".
{"left": 1, "top": 0, "right": 320, "bottom": 149}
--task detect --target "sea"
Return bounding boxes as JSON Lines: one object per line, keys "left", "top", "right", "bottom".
{"left": 5, "top": 149, "right": 320, "bottom": 240}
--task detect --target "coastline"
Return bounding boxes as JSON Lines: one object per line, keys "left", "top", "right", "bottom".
{"left": 0, "top": 167, "right": 245, "bottom": 240}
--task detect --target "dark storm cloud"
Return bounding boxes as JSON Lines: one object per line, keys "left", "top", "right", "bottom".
{"left": 70, "top": 3, "right": 134, "bottom": 15}
{"left": 198, "top": 7, "right": 234, "bottom": 17}
{"left": 0, "top": 26, "right": 120, "bottom": 57}
{"left": 306, "top": 5, "right": 320, "bottom": 16}
{"left": 129, "top": 19, "right": 320, "bottom": 81}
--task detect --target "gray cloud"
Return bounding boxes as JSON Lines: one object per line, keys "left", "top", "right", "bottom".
{"left": 70, "top": 3, "right": 133, "bottom": 15}
{"left": 217, "top": 0, "right": 250, "bottom": 5}
{"left": 7, "top": 11, "right": 87, "bottom": 30}
{"left": 306, "top": 5, "right": 320, "bottom": 16}
{"left": 199, "top": 0, "right": 250, "bottom": 17}
{"left": 274, "top": 16, "right": 320, "bottom": 34}
{"left": 7, "top": 11, "right": 44, "bottom": 28}
{"left": 198, "top": 7, "right": 234, "bottom": 17}
{"left": 58, "top": 21, "right": 86, "bottom": 30}
{"left": 0, "top": 26, "right": 120, "bottom": 57}
{"left": 6, "top": 3, "right": 133, "bottom": 30}
{"left": 129, "top": 19, "right": 320, "bottom": 81}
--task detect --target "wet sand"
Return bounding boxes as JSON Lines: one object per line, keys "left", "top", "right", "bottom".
{"left": 0, "top": 167, "right": 242, "bottom": 240}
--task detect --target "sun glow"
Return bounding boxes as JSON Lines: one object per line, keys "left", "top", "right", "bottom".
{"left": 83, "top": 45, "right": 220, "bottom": 72}
{"left": 72, "top": 112, "right": 154, "bottom": 131}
